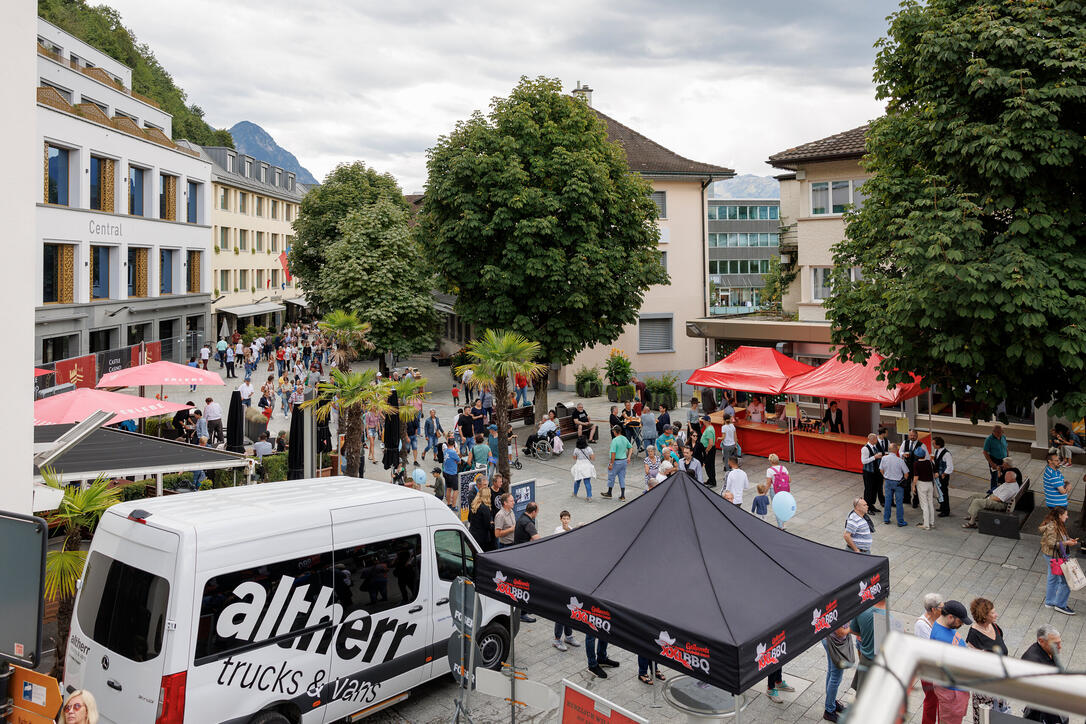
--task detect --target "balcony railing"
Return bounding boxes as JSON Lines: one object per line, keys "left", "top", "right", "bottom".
{"left": 39, "top": 43, "right": 162, "bottom": 110}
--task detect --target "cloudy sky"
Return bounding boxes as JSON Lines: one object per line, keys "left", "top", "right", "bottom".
{"left": 106, "top": 0, "right": 899, "bottom": 192}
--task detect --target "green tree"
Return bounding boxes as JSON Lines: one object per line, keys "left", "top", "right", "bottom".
{"left": 314, "top": 198, "right": 437, "bottom": 372}
{"left": 305, "top": 369, "right": 390, "bottom": 477}
{"left": 41, "top": 469, "right": 121, "bottom": 678}
{"left": 456, "top": 330, "right": 548, "bottom": 482}
{"left": 825, "top": 0, "right": 1086, "bottom": 419}
{"left": 421, "top": 76, "right": 667, "bottom": 418}
{"left": 761, "top": 257, "right": 798, "bottom": 317}
{"left": 289, "top": 162, "right": 407, "bottom": 308}
{"left": 38, "top": 0, "right": 234, "bottom": 147}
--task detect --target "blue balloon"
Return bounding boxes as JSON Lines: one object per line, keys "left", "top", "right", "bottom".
{"left": 771, "top": 491, "right": 797, "bottom": 523}
{"left": 412, "top": 468, "right": 427, "bottom": 486}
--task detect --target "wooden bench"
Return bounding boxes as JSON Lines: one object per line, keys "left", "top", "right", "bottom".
{"left": 977, "top": 479, "right": 1034, "bottom": 540}
{"left": 430, "top": 352, "right": 452, "bottom": 366}
{"left": 508, "top": 405, "right": 534, "bottom": 427}
{"left": 557, "top": 415, "right": 580, "bottom": 440}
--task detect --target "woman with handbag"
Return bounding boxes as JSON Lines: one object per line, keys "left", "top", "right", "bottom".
{"left": 822, "top": 624, "right": 854, "bottom": 722}
{"left": 1040, "top": 507, "right": 1079, "bottom": 615}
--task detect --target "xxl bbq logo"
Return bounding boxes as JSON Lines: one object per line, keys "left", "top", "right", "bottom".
{"left": 859, "top": 574, "right": 884, "bottom": 603}
{"left": 811, "top": 600, "right": 839, "bottom": 633}
{"left": 755, "top": 630, "right": 786, "bottom": 671}
{"left": 493, "top": 571, "right": 530, "bottom": 604}
{"left": 654, "top": 631, "right": 710, "bottom": 674}
{"left": 567, "top": 597, "right": 612, "bottom": 633}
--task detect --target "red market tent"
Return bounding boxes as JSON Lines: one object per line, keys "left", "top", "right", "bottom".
{"left": 96, "top": 360, "right": 224, "bottom": 388}
{"left": 781, "top": 354, "right": 924, "bottom": 405}
{"left": 686, "top": 346, "right": 815, "bottom": 394}
{"left": 34, "top": 388, "right": 191, "bottom": 426}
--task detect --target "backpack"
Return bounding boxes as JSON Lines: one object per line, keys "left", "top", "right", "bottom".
{"left": 771, "top": 466, "right": 791, "bottom": 494}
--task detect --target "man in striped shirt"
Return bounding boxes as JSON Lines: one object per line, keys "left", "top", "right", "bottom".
{"left": 1042, "top": 452, "right": 1072, "bottom": 508}
{"left": 844, "top": 498, "right": 874, "bottom": 553}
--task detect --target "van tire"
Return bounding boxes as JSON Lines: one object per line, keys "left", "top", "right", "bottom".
{"left": 248, "top": 710, "right": 291, "bottom": 724}
{"left": 476, "top": 622, "right": 510, "bottom": 670}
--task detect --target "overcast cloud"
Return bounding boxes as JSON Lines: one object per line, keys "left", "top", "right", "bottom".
{"left": 104, "top": 0, "right": 899, "bottom": 192}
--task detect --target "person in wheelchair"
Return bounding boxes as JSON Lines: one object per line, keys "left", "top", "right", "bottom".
{"left": 524, "top": 410, "right": 559, "bottom": 453}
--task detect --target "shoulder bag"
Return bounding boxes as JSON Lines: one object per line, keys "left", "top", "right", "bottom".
{"left": 1060, "top": 543, "right": 1086, "bottom": 591}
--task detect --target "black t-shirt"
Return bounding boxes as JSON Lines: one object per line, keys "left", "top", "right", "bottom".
{"left": 513, "top": 513, "right": 537, "bottom": 544}
{"left": 458, "top": 414, "right": 474, "bottom": 437}
{"left": 572, "top": 409, "right": 589, "bottom": 424}
{"left": 609, "top": 413, "right": 623, "bottom": 434}
{"left": 966, "top": 623, "right": 1005, "bottom": 654}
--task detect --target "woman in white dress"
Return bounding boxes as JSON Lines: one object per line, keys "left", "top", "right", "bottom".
{"left": 571, "top": 435, "right": 597, "bottom": 502}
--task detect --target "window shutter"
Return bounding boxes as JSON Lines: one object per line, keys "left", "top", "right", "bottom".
{"left": 639, "top": 318, "right": 673, "bottom": 352}
{"left": 649, "top": 191, "right": 667, "bottom": 218}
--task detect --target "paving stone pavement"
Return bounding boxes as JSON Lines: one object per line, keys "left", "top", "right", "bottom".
{"left": 171, "top": 355, "right": 1086, "bottom": 723}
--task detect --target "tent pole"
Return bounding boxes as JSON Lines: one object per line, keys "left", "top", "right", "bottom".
{"left": 509, "top": 604, "right": 517, "bottom": 724}
{"left": 734, "top": 691, "right": 741, "bottom": 723}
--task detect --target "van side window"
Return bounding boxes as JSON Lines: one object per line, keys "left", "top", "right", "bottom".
{"left": 434, "top": 529, "right": 475, "bottom": 581}
{"left": 76, "top": 552, "right": 170, "bottom": 663}
{"left": 333, "top": 535, "right": 422, "bottom": 616}
{"left": 195, "top": 551, "right": 333, "bottom": 663}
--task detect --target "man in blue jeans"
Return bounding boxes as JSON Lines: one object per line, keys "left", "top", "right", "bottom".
{"left": 585, "top": 634, "right": 619, "bottom": 678}
{"left": 879, "top": 443, "right": 910, "bottom": 527}
{"left": 821, "top": 625, "right": 851, "bottom": 721}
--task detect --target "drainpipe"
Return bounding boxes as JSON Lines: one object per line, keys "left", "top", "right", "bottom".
{"left": 700, "top": 176, "right": 713, "bottom": 368}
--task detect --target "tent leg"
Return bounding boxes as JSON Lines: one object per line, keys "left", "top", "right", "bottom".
{"left": 156, "top": 472, "right": 163, "bottom": 497}
{"left": 509, "top": 604, "right": 517, "bottom": 724}
{"left": 734, "top": 692, "right": 741, "bottom": 723}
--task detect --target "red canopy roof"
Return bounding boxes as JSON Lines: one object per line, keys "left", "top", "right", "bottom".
{"left": 686, "top": 346, "right": 815, "bottom": 394}
{"left": 34, "top": 388, "right": 191, "bottom": 426}
{"left": 34, "top": 368, "right": 53, "bottom": 377}
{"left": 97, "top": 360, "right": 224, "bottom": 388}
{"left": 781, "top": 354, "right": 924, "bottom": 404}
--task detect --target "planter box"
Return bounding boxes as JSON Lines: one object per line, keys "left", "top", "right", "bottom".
{"left": 606, "top": 384, "right": 636, "bottom": 402}
{"left": 647, "top": 390, "right": 677, "bottom": 410}
{"left": 576, "top": 380, "right": 602, "bottom": 398}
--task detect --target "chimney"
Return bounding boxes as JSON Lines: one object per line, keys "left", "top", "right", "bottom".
{"left": 572, "top": 80, "right": 593, "bottom": 107}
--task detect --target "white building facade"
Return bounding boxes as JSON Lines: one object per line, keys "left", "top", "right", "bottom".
{"left": 35, "top": 19, "right": 212, "bottom": 365}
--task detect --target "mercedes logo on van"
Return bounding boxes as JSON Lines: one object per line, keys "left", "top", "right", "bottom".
{"left": 101, "top": 655, "right": 109, "bottom": 671}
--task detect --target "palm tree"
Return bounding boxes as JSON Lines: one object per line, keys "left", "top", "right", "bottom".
{"left": 41, "top": 467, "right": 121, "bottom": 678}
{"left": 391, "top": 377, "right": 430, "bottom": 476}
{"left": 318, "top": 309, "right": 373, "bottom": 374}
{"left": 456, "top": 330, "right": 547, "bottom": 483}
{"left": 304, "top": 368, "right": 392, "bottom": 477}
{"left": 316, "top": 310, "right": 374, "bottom": 474}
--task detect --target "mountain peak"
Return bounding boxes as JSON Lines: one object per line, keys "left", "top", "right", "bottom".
{"left": 228, "top": 122, "right": 319, "bottom": 186}
{"left": 711, "top": 174, "right": 780, "bottom": 199}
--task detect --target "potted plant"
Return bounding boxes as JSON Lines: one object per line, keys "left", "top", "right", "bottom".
{"left": 645, "top": 373, "right": 679, "bottom": 410}
{"left": 604, "top": 348, "right": 636, "bottom": 402}
{"left": 213, "top": 245, "right": 220, "bottom": 254}
{"left": 574, "top": 365, "right": 603, "bottom": 398}
{"left": 233, "top": 246, "right": 240, "bottom": 255}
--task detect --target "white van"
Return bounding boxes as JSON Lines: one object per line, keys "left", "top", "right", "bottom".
{"left": 63, "top": 477, "right": 512, "bottom": 723}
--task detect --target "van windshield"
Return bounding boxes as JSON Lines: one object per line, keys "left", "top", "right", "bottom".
{"left": 76, "top": 552, "right": 170, "bottom": 662}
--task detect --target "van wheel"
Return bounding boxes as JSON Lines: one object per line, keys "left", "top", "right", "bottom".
{"left": 248, "top": 710, "right": 291, "bottom": 724}
{"left": 477, "top": 622, "right": 510, "bottom": 670}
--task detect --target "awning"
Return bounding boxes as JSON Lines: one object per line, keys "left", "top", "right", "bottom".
{"left": 284, "top": 295, "right": 309, "bottom": 308}
{"left": 34, "top": 424, "right": 249, "bottom": 483}
{"left": 34, "top": 388, "right": 192, "bottom": 425}
{"left": 218, "top": 302, "right": 286, "bottom": 317}
{"left": 686, "top": 345, "right": 814, "bottom": 394}
{"left": 781, "top": 353, "right": 924, "bottom": 404}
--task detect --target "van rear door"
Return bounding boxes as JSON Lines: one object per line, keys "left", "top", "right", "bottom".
{"left": 66, "top": 518, "right": 179, "bottom": 724}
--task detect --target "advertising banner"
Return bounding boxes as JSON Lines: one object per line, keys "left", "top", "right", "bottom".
{"left": 54, "top": 354, "right": 96, "bottom": 389}
{"left": 511, "top": 479, "right": 536, "bottom": 519}
{"left": 97, "top": 348, "right": 128, "bottom": 378}
{"left": 560, "top": 680, "right": 647, "bottom": 724}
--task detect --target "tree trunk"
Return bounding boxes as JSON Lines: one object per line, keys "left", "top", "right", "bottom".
{"left": 342, "top": 406, "right": 363, "bottom": 477}
{"left": 495, "top": 375, "right": 511, "bottom": 483}
{"left": 533, "top": 368, "right": 550, "bottom": 424}
{"left": 50, "top": 594, "right": 74, "bottom": 679}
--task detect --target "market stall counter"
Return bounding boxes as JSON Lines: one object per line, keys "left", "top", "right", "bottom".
{"left": 791, "top": 430, "right": 868, "bottom": 473}
{"left": 735, "top": 421, "right": 790, "bottom": 461}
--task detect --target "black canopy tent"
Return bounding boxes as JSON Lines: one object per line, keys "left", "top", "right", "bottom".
{"left": 474, "top": 472, "right": 889, "bottom": 694}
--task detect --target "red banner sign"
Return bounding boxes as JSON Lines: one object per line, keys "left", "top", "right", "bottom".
{"left": 54, "top": 355, "right": 96, "bottom": 389}
{"left": 278, "top": 251, "right": 293, "bottom": 282}
{"left": 561, "top": 681, "right": 647, "bottom": 724}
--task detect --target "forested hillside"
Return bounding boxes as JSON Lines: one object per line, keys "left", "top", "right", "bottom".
{"left": 39, "top": 0, "right": 233, "bottom": 147}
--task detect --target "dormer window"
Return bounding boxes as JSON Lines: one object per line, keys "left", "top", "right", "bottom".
{"left": 227, "top": 154, "right": 235, "bottom": 172}
{"left": 244, "top": 159, "right": 252, "bottom": 178}
{"left": 260, "top": 165, "right": 267, "bottom": 182}
{"left": 274, "top": 169, "right": 281, "bottom": 186}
